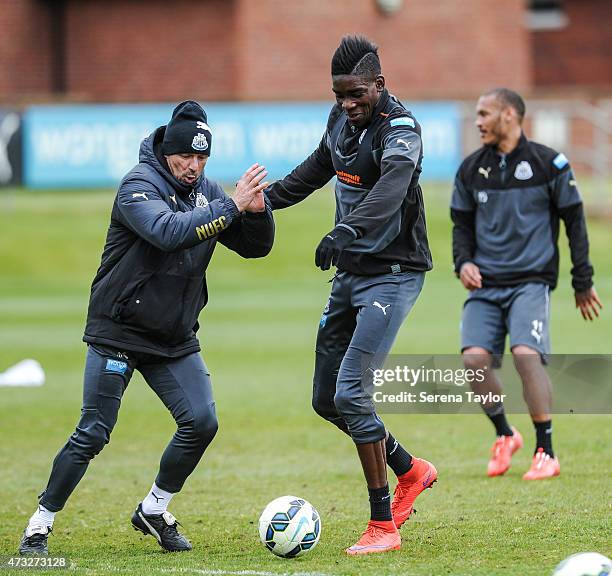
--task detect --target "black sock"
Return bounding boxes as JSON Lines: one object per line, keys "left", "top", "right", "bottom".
{"left": 534, "top": 420, "right": 554, "bottom": 457}
{"left": 368, "top": 485, "right": 392, "bottom": 522}
{"left": 484, "top": 402, "right": 513, "bottom": 437}
{"left": 385, "top": 432, "right": 413, "bottom": 476}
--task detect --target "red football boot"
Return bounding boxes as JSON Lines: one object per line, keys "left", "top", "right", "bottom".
{"left": 522, "top": 448, "right": 560, "bottom": 480}
{"left": 345, "top": 520, "right": 401, "bottom": 555}
{"left": 487, "top": 427, "right": 523, "bottom": 477}
{"left": 391, "top": 457, "right": 438, "bottom": 528}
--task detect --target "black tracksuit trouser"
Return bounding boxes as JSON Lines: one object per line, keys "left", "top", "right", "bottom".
{"left": 39, "top": 344, "right": 217, "bottom": 512}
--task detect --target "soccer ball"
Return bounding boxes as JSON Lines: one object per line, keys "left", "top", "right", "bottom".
{"left": 258, "top": 495, "right": 321, "bottom": 558}
{"left": 552, "top": 552, "right": 611, "bottom": 576}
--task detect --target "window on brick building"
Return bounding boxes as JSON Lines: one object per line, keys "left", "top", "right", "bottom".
{"left": 526, "top": 0, "right": 569, "bottom": 30}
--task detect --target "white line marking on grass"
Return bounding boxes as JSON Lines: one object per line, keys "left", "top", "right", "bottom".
{"left": 79, "top": 564, "right": 331, "bottom": 576}
{"left": 160, "top": 569, "right": 330, "bottom": 576}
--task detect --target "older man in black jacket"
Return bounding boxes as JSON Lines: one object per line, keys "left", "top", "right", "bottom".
{"left": 19, "top": 101, "right": 274, "bottom": 555}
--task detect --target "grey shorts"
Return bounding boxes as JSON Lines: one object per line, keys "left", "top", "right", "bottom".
{"left": 461, "top": 282, "right": 551, "bottom": 362}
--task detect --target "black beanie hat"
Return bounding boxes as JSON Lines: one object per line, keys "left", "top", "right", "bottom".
{"left": 162, "top": 100, "right": 212, "bottom": 156}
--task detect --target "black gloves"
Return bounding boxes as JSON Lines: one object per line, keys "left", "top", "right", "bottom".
{"left": 315, "top": 226, "right": 356, "bottom": 270}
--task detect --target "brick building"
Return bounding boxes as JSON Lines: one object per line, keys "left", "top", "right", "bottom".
{"left": 0, "top": 0, "right": 610, "bottom": 103}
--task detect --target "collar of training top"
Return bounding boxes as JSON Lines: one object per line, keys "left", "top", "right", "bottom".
{"left": 486, "top": 132, "right": 528, "bottom": 159}
{"left": 373, "top": 88, "right": 390, "bottom": 119}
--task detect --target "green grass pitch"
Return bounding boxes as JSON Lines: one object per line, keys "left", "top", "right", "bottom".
{"left": 0, "top": 183, "right": 610, "bottom": 575}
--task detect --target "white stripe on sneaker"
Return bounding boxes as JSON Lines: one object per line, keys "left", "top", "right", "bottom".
{"left": 138, "top": 512, "right": 162, "bottom": 543}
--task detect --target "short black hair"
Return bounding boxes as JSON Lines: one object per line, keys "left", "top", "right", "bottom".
{"left": 485, "top": 87, "right": 526, "bottom": 121}
{"left": 331, "top": 35, "right": 381, "bottom": 78}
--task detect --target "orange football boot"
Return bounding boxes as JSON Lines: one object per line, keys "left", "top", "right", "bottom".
{"left": 391, "top": 457, "right": 438, "bottom": 528}
{"left": 345, "top": 520, "right": 401, "bottom": 555}
{"left": 522, "top": 448, "right": 560, "bottom": 480}
{"left": 487, "top": 427, "right": 523, "bottom": 477}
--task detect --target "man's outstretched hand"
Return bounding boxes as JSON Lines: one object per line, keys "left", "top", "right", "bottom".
{"left": 315, "top": 227, "right": 355, "bottom": 270}
{"left": 575, "top": 286, "right": 603, "bottom": 321}
{"left": 232, "top": 164, "right": 269, "bottom": 213}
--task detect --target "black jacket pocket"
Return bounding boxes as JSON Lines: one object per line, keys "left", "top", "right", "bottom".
{"left": 112, "top": 272, "right": 206, "bottom": 345}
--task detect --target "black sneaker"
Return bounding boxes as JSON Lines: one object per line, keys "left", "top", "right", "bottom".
{"left": 131, "top": 503, "right": 192, "bottom": 552}
{"left": 19, "top": 525, "right": 51, "bottom": 555}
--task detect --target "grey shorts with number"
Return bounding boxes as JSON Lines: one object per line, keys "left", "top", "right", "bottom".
{"left": 461, "top": 282, "right": 551, "bottom": 362}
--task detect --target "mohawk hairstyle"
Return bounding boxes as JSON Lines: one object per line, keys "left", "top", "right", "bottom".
{"left": 331, "top": 35, "right": 381, "bottom": 79}
{"left": 485, "top": 87, "right": 526, "bottom": 121}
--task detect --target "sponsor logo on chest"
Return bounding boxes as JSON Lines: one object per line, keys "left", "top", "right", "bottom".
{"left": 336, "top": 170, "right": 361, "bottom": 185}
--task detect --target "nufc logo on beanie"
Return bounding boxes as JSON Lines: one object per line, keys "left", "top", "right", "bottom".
{"left": 162, "top": 100, "right": 212, "bottom": 156}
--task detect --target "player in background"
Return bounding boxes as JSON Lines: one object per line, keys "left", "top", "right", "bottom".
{"left": 266, "top": 35, "right": 437, "bottom": 555}
{"left": 451, "top": 88, "right": 602, "bottom": 480}
{"left": 18, "top": 101, "right": 274, "bottom": 555}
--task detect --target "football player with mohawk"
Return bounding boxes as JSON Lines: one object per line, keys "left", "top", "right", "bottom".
{"left": 266, "top": 35, "right": 437, "bottom": 555}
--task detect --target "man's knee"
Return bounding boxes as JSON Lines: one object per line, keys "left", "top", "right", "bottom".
{"left": 311, "top": 394, "right": 335, "bottom": 421}
{"left": 191, "top": 404, "right": 219, "bottom": 445}
{"left": 80, "top": 430, "right": 109, "bottom": 457}
{"left": 312, "top": 351, "right": 341, "bottom": 421}
{"left": 312, "top": 375, "right": 339, "bottom": 421}
{"left": 463, "top": 346, "right": 491, "bottom": 370}
{"left": 512, "top": 345, "right": 544, "bottom": 372}
{"left": 311, "top": 373, "right": 352, "bottom": 435}
{"left": 511, "top": 344, "right": 539, "bottom": 357}
{"left": 342, "top": 412, "right": 386, "bottom": 444}
{"left": 333, "top": 388, "right": 383, "bottom": 438}
{"left": 333, "top": 386, "right": 358, "bottom": 417}
{"left": 70, "top": 419, "right": 111, "bottom": 459}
